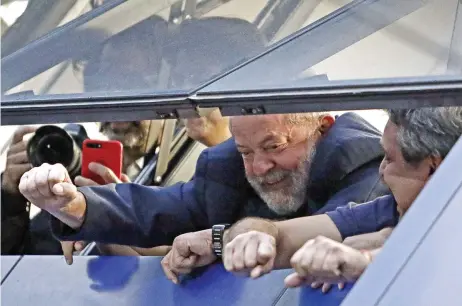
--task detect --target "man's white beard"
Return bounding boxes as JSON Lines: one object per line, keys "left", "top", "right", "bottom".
{"left": 247, "top": 147, "right": 315, "bottom": 216}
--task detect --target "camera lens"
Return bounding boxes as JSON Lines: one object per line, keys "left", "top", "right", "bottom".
{"left": 27, "top": 125, "right": 82, "bottom": 179}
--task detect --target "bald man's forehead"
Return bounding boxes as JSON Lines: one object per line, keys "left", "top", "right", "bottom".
{"left": 230, "top": 114, "right": 285, "bottom": 132}
{"left": 230, "top": 115, "right": 294, "bottom": 149}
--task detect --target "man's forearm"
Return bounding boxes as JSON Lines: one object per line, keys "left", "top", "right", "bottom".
{"left": 224, "top": 218, "right": 278, "bottom": 245}
{"left": 223, "top": 215, "right": 343, "bottom": 269}
{"left": 273, "top": 215, "right": 342, "bottom": 268}
{"left": 97, "top": 243, "right": 172, "bottom": 256}
{"left": 53, "top": 183, "right": 202, "bottom": 247}
{"left": 97, "top": 243, "right": 142, "bottom": 256}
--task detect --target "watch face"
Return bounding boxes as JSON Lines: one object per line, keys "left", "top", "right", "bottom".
{"left": 213, "top": 224, "right": 225, "bottom": 231}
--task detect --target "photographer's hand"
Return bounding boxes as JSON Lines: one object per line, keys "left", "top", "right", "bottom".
{"left": 2, "top": 126, "right": 37, "bottom": 195}
{"left": 74, "top": 162, "right": 130, "bottom": 186}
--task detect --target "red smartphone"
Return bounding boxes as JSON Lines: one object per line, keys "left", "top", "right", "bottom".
{"left": 81, "top": 139, "right": 123, "bottom": 185}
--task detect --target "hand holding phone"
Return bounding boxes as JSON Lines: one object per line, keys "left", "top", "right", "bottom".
{"left": 81, "top": 139, "right": 123, "bottom": 185}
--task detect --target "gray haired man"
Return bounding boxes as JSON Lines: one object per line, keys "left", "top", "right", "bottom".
{"left": 222, "top": 106, "right": 462, "bottom": 282}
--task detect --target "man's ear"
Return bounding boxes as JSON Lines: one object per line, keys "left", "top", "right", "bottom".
{"left": 428, "top": 155, "right": 443, "bottom": 176}
{"left": 318, "top": 115, "right": 335, "bottom": 135}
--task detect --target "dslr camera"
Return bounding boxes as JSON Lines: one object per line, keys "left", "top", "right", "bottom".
{"left": 27, "top": 124, "right": 89, "bottom": 180}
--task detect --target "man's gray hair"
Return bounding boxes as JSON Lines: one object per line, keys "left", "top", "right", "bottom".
{"left": 229, "top": 112, "right": 325, "bottom": 132}
{"left": 285, "top": 113, "right": 324, "bottom": 126}
{"left": 387, "top": 107, "right": 462, "bottom": 164}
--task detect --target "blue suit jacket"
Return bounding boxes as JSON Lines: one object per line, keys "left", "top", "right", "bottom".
{"left": 52, "top": 113, "right": 390, "bottom": 247}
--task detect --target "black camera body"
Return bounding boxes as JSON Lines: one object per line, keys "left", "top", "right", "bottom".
{"left": 27, "top": 124, "right": 89, "bottom": 179}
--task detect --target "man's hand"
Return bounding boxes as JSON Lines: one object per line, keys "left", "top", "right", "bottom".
{"left": 161, "top": 229, "right": 216, "bottom": 284}
{"left": 61, "top": 241, "right": 88, "bottom": 265}
{"left": 184, "top": 108, "right": 231, "bottom": 147}
{"left": 18, "top": 163, "right": 86, "bottom": 229}
{"left": 223, "top": 231, "right": 276, "bottom": 279}
{"left": 74, "top": 162, "right": 130, "bottom": 186}
{"left": 2, "top": 126, "right": 37, "bottom": 195}
{"left": 309, "top": 228, "right": 393, "bottom": 293}
{"left": 284, "top": 236, "right": 371, "bottom": 290}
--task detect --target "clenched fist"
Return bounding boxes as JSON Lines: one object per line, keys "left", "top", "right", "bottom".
{"left": 223, "top": 231, "right": 277, "bottom": 279}
{"left": 162, "top": 229, "right": 216, "bottom": 284}
{"left": 284, "top": 236, "right": 372, "bottom": 289}
{"left": 18, "top": 163, "right": 86, "bottom": 229}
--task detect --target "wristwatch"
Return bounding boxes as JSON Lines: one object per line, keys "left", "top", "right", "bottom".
{"left": 212, "top": 224, "right": 231, "bottom": 257}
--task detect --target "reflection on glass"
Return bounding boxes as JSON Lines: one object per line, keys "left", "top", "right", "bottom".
{"left": 201, "top": 0, "right": 462, "bottom": 92}
{"left": 166, "top": 17, "right": 267, "bottom": 89}
{"left": 87, "top": 257, "right": 140, "bottom": 292}
{"left": 76, "top": 15, "right": 167, "bottom": 93}
{"left": 309, "top": 0, "right": 459, "bottom": 80}
{"left": 2, "top": 0, "right": 350, "bottom": 99}
{"left": 0, "top": 0, "right": 28, "bottom": 34}
{"left": 1, "top": 0, "right": 105, "bottom": 57}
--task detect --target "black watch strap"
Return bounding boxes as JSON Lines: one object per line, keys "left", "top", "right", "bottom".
{"left": 212, "top": 224, "right": 230, "bottom": 257}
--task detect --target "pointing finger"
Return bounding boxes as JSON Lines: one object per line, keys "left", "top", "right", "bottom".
{"left": 61, "top": 241, "right": 74, "bottom": 265}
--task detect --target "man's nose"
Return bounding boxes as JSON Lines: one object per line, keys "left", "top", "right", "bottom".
{"left": 252, "top": 154, "right": 274, "bottom": 177}
{"left": 379, "top": 158, "right": 386, "bottom": 176}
